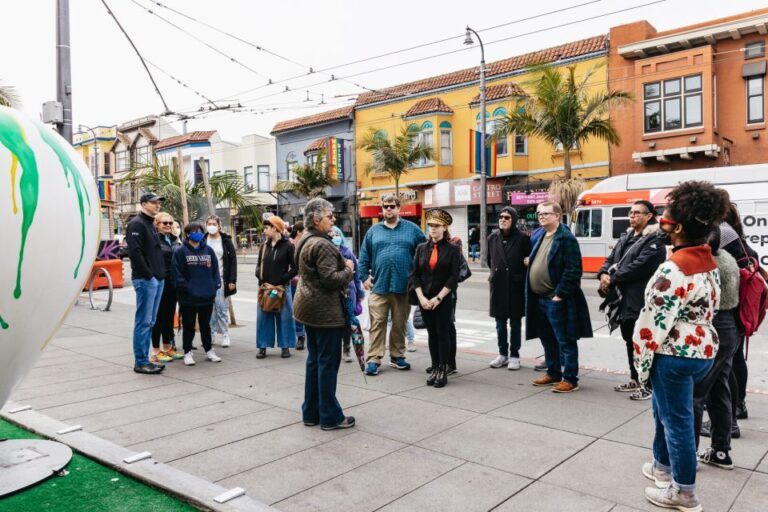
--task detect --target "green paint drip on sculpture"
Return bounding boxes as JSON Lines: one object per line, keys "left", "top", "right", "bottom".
{"left": 0, "top": 315, "right": 7, "bottom": 329}
{"left": 0, "top": 110, "right": 39, "bottom": 300}
{"left": 37, "top": 126, "right": 92, "bottom": 279}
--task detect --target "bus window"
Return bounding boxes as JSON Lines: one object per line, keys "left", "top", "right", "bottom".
{"left": 590, "top": 209, "right": 602, "bottom": 237}
{"left": 612, "top": 206, "right": 630, "bottom": 238}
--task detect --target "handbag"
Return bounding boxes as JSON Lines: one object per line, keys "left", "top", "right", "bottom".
{"left": 256, "top": 243, "right": 287, "bottom": 313}
{"left": 413, "top": 307, "right": 426, "bottom": 329}
{"left": 458, "top": 253, "right": 472, "bottom": 283}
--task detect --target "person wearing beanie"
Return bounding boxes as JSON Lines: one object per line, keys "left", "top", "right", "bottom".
{"left": 487, "top": 206, "right": 531, "bottom": 371}
{"left": 255, "top": 216, "right": 297, "bottom": 359}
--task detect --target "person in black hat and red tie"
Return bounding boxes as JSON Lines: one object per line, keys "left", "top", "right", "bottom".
{"left": 409, "top": 208, "right": 461, "bottom": 388}
{"left": 127, "top": 193, "right": 167, "bottom": 374}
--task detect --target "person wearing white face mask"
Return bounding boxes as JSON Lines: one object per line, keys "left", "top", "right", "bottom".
{"left": 204, "top": 215, "right": 238, "bottom": 348}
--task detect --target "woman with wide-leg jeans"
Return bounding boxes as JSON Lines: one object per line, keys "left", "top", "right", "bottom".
{"left": 632, "top": 181, "right": 729, "bottom": 512}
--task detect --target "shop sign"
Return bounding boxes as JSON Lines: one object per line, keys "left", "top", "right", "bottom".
{"left": 509, "top": 191, "right": 549, "bottom": 205}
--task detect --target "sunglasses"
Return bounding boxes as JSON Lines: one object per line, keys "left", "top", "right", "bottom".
{"left": 658, "top": 217, "right": 678, "bottom": 226}
{"left": 629, "top": 210, "right": 651, "bottom": 217}
{"left": 159, "top": 221, "right": 173, "bottom": 226}
{"left": 499, "top": 215, "right": 513, "bottom": 220}
{"left": 382, "top": 204, "right": 398, "bottom": 210}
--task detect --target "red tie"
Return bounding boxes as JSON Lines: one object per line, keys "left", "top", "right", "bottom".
{"left": 429, "top": 243, "right": 438, "bottom": 271}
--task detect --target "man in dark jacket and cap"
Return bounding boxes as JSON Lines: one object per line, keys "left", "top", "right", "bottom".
{"left": 598, "top": 199, "right": 666, "bottom": 400}
{"left": 487, "top": 207, "right": 531, "bottom": 370}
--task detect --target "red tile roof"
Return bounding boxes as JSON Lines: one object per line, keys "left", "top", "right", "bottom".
{"left": 155, "top": 131, "right": 216, "bottom": 151}
{"left": 304, "top": 137, "right": 327, "bottom": 155}
{"left": 470, "top": 82, "right": 526, "bottom": 105}
{"left": 356, "top": 35, "right": 607, "bottom": 107}
{"left": 404, "top": 97, "right": 454, "bottom": 118}
{"left": 271, "top": 106, "right": 353, "bottom": 134}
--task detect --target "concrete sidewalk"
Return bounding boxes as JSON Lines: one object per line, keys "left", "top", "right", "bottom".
{"left": 4, "top": 300, "right": 768, "bottom": 512}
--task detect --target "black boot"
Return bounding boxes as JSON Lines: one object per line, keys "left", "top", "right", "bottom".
{"left": 426, "top": 364, "right": 439, "bottom": 386}
{"left": 434, "top": 364, "right": 448, "bottom": 388}
{"left": 425, "top": 365, "right": 433, "bottom": 373}
{"left": 296, "top": 336, "right": 305, "bottom": 350}
{"left": 736, "top": 401, "right": 748, "bottom": 420}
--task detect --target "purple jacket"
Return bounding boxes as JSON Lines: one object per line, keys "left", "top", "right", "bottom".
{"left": 340, "top": 244, "right": 365, "bottom": 307}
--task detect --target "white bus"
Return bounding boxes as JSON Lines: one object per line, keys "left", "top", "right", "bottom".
{"left": 573, "top": 164, "right": 768, "bottom": 273}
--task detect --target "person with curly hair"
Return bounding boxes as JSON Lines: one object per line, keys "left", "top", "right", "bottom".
{"left": 633, "top": 181, "right": 729, "bottom": 512}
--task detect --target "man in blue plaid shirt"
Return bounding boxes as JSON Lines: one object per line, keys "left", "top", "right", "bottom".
{"left": 359, "top": 194, "right": 426, "bottom": 375}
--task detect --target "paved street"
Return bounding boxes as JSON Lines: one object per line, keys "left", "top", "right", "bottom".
{"left": 3, "top": 265, "right": 768, "bottom": 511}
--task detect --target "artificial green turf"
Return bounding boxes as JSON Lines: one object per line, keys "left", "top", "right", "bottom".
{"left": 0, "top": 419, "right": 198, "bottom": 512}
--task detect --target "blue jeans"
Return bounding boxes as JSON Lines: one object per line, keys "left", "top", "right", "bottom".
{"left": 256, "top": 287, "right": 297, "bottom": 348}
{"left": 469, "top": 243, "right": 479, "bottom": 260}
{"left": 536, "top": 296, "right": 579, "bottom": 384}
{"left": 291, "top": 283, "right": 305, "bottom": 338}
{"left": 496, "top": 316, "right": 522, "bottom": 358}
{"left": 210, "top": 286, "right": 229, "bottom": 335}
{"left": 133, "top": 278, "right": 164, "bottom": 366}
{"left": 651, "top": 354, "right": 713, "bottom": 491}
{"left": 302, "top": 326, "right": 345, "bottom": 427}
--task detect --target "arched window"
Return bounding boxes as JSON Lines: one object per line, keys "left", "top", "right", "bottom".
{"left": 374, "top": 129, "right": 388, "bottom": 141}
{"left": 439, "top": 121, "right": 452, "bottom": 165}
{"left": 414, "top": 121, "right": 434, "bottom": 167}
{"left": 286, "top": 151, "right": 297, "bottom": 182}
{"left": 491, "top": 107, "right": 508, "bottom": 155}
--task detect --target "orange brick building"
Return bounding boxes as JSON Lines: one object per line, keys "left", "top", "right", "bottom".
{"left": 609, "top": 8, "right": 768, "bottom": 174}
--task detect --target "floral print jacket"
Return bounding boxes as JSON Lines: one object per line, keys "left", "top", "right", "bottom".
{"left": 633, "top": 245, "right": 721, "bottom": 385}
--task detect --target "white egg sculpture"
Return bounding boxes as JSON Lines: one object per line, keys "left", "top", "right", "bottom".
{"left": 0, "top": 106, "right": 101, "bottom": 408}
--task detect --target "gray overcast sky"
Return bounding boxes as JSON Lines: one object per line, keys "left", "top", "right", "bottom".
{"left": 3, "top": 0, "right": 766, "bottom": 142}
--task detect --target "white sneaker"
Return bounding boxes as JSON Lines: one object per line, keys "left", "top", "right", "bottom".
{"left": 221, "top": 334, "right": 231, "bottom": 348}
{"left": 490, "top": 355, "right": 509, "bottom": 368}
{"left": 184, "top": 352, "right": 195, "bottom": 366}
{"left": 343, "top": 349, "right": 353, "bottom": 362}
{"left": 206, "top": 349, "right": 222, "bottom": 363}
{"left": 507, "top": 357, "right": 521, "bottom": 370}
{"left": 407, "top": 341, "right": 417, "bottom": 352}
{"left": 213, "top": 333, "right": 223, "bottom": 346}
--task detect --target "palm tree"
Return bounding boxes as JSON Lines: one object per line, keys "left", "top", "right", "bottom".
{"left": 0, "top": 80, "right": 21, "bottom": 108}
{"left": 358, "top": 125, "right": 434, "bottom": 197}
{"left": 273, "top": 148, "right": 336, "bottom": 198}
{"left": 122, "top": 162, "right": 264, "bottom": 228}
{"left": 496, "top": 64, "right": 631, "bottom": 212}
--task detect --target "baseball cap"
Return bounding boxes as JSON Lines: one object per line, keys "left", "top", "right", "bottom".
{"left": 139, "top": 193, "right": 165, "bottom": 204}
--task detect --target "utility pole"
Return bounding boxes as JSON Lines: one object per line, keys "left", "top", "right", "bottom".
{"left": 199, "top": 156, "right": 215, "bottom": 216}
{"left": 465, "top": 26, "right": 488, "bottom": 269}
{"left": 56, "top": 0, "right": 73, "bottom": 143}
{"left": 175, "top": 148, "right": 189, "bottom": 226}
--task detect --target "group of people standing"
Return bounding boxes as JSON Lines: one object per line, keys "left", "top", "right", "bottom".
{"left": 127, "top": 193, "right": 237, "bottom": 374}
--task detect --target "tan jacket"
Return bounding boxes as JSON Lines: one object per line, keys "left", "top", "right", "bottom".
{"left": 293, "top": 228, "right": 354, "bottom": 328}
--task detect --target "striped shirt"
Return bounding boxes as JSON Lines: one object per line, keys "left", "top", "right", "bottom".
{"left": 358, "top": 220, "right": 426, "bottom": 295}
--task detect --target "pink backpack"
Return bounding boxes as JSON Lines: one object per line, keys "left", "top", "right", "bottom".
{"left": 738, "top": 254, "right": 768, "bottom": 359}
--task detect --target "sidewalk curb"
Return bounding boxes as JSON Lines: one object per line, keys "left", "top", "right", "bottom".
{"left": 0, "top": 401, "right": 276, "bottom": 512}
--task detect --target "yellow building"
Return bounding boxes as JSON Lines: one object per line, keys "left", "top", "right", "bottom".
{"left": 354, "top": 35, "right": 609, "bottom": 240}
{"left": 73, "top": 125, "right": 117, "bottom": 240}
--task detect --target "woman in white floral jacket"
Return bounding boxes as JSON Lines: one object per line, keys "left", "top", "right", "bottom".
{"left": 632, "top": 181, "right": 730, "bottom": 512}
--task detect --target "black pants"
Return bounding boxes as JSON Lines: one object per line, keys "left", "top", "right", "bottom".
{"left": 422, "top": 297, "right": 454, "bottom": 367}
{"left": 694, "top": 309, "right": 740, "bottom": 451}
{"left": 730, "top": 336, "right": 748, "bottom": 410}
{"left": 449, "top": 295, "right": 457, "bottom": 369}
{"left": 151, "top": 284, "right": 177, "bottom": 348}
{"left": 620, "top": 320, "right": 639, "bottom": 382}
{"left": 180, "top": 304, "right": 213, "bottom": 354}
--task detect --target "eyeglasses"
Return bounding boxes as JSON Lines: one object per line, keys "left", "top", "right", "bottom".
{"left": 158, "top": 221, "right": 173, "bottom": 225}
{"left": 629, "top": 210, "right": 651, "bottom": 217}
{"left": 324, "top": 213, "right": 336, "bottom": 219}
{"left": 537, "top": 212, "right": 556, "bottom": 218}
{"left": 382, "top": 204, "right": 398, "bottom": 210}
{"left": 499, "top": 215, "right": 513, "bottom": 220}
{"left": 658, "top": 217, "right": 678, "bottom": 226}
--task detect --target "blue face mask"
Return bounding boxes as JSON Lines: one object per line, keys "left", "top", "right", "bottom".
{"left": 188, "top": 232, "right": 204, "bottom": 243}
{"left": 332, "top": 236, "right": 343, "bottom": 246}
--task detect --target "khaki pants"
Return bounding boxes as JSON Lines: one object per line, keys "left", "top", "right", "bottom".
{"left": 367, "top": 292, "right": 410, "bottom": 363}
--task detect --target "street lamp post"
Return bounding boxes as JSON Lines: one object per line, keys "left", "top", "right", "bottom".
{"left": 465, "top": 26, "right": 488, "bottom": 269}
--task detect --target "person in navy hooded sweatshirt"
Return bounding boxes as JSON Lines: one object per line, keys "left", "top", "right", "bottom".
{"left": 172, "top": 222, "right": 223, "bottom": 366}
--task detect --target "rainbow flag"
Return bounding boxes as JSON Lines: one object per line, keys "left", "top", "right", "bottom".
{"left": 98, "top": 177, "right": 112, "bottom": 202}
{"left": 468, "top": 129, "right": 497, "bottom": 177}
{"left": 326, "top": 137, "right": 344, "bottom": 181}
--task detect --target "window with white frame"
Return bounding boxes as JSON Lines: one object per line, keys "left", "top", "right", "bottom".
{"left": 244, "top": 166, "right": 254, "bottom": 190}
{"left": 745, "top": 41, "right": 766, "bottom": 59}
{"left": 439, "top": 121, "right": 452, "bottom": 165}
{"left": 258, "top": 165, "right": 270, "bottom": 192}
{"left": 136, "top": 146, "right": 151, "bottom": 166}
{"left": 491, "top": 108, "right": 509, "bottom": 155}
{"left": 286, "top": 151, "right": 297, "bottom": 182}
{"left": 514, "top": 134, "right": 527, "bottom": 155}
{"left": 116, "top": 150, "right": 129, "bottom": 171}
{"left": 643, "top": 73, "right": 702, "bottom": 133}
{"left": 412, "top": 122, "right": 434, "bottom": 167}
{"left": 747, "top": 75, "right": 764, "bottom": 124}
{"left": 307, "top": 152, "right": 319, "bottom": 167}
